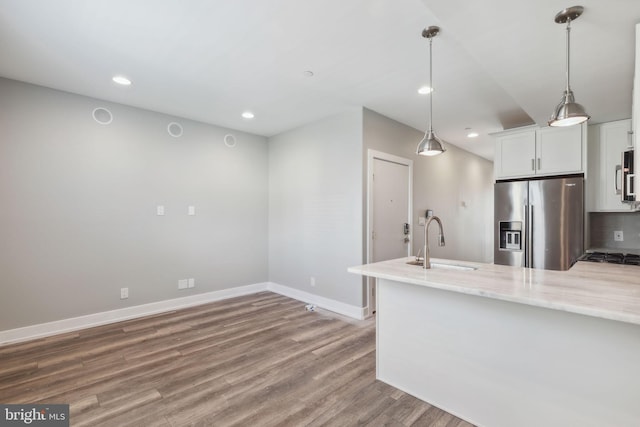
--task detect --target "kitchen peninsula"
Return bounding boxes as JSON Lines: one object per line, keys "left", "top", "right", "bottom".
{"left": 348, "top": 257, "right": 640, "bottom": 427}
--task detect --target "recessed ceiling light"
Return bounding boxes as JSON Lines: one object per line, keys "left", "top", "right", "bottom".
{"left": 112, "top": 75, "right": 132, "bottom": 86}
{"left": 467, "top": 132, "right": 479, "bottom": 138}
{"left": 242, "top": 111, "right": 255, "bottom": 119}
{"left": 417, "top": 86, "right": 433, "bottom": 95}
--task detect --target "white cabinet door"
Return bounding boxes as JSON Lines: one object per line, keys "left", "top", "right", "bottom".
{"left": 599, "top": 120, "right": 632, "bottom": 211}
{"left": 496, "top": 131, "right": 536, "bottom": 178}
{"left": 494, "top": 125, "right": 584, "bottom": 180}
{"left": 536, "top": 125, "right": 583, "bottom": 175}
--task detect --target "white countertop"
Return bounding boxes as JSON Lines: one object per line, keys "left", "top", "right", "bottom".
{"left": 348, "top": 257, "right": 640, "bottom": 326}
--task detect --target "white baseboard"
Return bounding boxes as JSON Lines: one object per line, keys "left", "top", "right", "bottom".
{"left": 0, "top": 282, "right": 365, "bottom": 346}
{"left": 0, "top": 283, "right": 268, "bottom": 345}
{"left": 267, "top": 282, "right": 366, "bottom": 320}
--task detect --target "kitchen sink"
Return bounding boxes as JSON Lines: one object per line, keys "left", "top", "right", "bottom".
{"left": 406, "top": 260, "right": 477, "bottom": 271}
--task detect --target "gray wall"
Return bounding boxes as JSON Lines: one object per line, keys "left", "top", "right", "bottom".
{"left": 363, "top": 108, "right": 494, "bottom": 263}
{"left": 0, "top": 78, "right": 268, "bottom": 330}
{"left": 0, "top": 81, "right": 492, "bottom": 330}
{"left": 268, "top": 110, "right": 364, "bottom": 307}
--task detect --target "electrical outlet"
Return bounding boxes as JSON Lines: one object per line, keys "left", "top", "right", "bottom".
{"left": 156, "top": 205, "right": 165, "bottom": 216}
{"left": 188, "top": 206, "right": 195, "bottom": 216}
{"left": 614, "top": 230, "right": 624, "bottom": 242}
{"left": 310, "top": 277, "right": 316, "bottom": 287}
{"left": 178, "top": 279, "right": 188, "bottom": 290}
{"left": 418, "top": 217, "right": 425, "bottom": 226}
{"left": 120, "top": 287, "right": 129, "bottom": 299}
{"left": 188, "top": 278, "right": 195, "bottom": 288}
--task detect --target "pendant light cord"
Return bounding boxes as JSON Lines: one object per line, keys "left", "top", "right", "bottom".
{"left": 565, "top": 19, "right": 571, "bottom": 92}
{"left": 428, "top": 36, "right": 433, "bottom": 133}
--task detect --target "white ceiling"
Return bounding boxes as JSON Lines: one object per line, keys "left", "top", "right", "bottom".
{"left": 0, "top": 0, "right": 638, "bottom": 160}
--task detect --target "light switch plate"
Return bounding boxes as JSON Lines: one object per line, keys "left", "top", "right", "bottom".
{"left": 188, "top": 206, "right": 195, "bottom": 216}
{"left": 120, "top": 287, "right": 129, "bottom": 299}
{"left": 188, "top": 278, "right": 195, "bottom": 288}
{"left": 157, "top": 205, "right": 165, "bottom": 216}
{"left": 178, "top": 279, "right": 188, "bottom": 290}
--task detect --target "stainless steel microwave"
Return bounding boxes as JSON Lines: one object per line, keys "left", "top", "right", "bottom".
{"left": 622, "top": 148, "right": 635, "bottom": 202}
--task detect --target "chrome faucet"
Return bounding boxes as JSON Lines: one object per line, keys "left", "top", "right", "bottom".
{"left": 423, "top": 215, "right": 445, "bottom": 269}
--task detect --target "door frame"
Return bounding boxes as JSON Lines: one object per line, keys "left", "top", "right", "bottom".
{"left": 366, "top": 149, "right": 414, "bottom": 317}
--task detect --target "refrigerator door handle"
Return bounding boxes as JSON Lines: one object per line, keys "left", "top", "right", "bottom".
{"left": 523, "top": 204, "right": 528, "bottom": 267}
{"left": 527, "top": 204, "right": 533, "bottom": 268}
{"left": 628, "top": 173, "right": 636, "bottom": 196}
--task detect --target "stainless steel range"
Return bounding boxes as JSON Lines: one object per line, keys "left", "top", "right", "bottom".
{"left": 579, "top": 252, "right": 640, "bottom": 266}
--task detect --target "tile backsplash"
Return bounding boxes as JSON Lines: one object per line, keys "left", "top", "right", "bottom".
{"left": 589, "top": 212, "right": 640, "bottom": 250}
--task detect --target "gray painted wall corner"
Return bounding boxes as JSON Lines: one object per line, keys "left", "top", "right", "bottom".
{"left": 268, "top": 109, "right": 365, "bottom": 308}
{"left": 0, "top": 78, "right": 269, "bottom": 330}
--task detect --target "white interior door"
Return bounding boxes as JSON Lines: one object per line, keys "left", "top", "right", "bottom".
{"left": 367, "top": 150, "right": 413, "bottom": 316}
{"left": 372, "top": 158, "right": 411, "bottom": 261}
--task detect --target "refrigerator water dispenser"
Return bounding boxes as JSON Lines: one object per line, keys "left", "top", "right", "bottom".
{"left": 499, "top": 221, "right": 522, "bottom": 251}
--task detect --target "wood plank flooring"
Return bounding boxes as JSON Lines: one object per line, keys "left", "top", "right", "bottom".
{"left": 0, "top": 292, "right": 474, "bottom": 426}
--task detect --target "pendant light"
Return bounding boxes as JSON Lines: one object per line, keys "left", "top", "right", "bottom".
{"left": 548, "top": 6, "right": 590, "bottom": 127}
{"left": 416, "top": 26, "right": 446, "bottom": 156}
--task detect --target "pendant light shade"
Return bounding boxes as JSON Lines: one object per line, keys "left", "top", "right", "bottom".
{"left": 548, "top": 6, "right": 589, "bottom": 127}
{"left": 550, "top": 89, "right": 590, "bottom": 127}
{"left": 417, "top": 26, "right": 446, "bottom": 156}
{"left": 417, "top": 130, "right": 446, "bottom": 156}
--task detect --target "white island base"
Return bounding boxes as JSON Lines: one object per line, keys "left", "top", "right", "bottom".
{"left": 377, "top": 278, "right": 640, "bottom": 427}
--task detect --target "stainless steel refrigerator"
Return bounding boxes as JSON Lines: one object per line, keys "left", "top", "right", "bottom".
{"left": 494, "top": 176, "right": 583, "bottom": 271}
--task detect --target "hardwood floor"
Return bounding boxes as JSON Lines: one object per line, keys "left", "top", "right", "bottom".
{"left": 0, "top": 292, "right": 474, "bottom": 426}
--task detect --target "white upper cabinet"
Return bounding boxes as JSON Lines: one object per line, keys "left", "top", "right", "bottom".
{"left": 494, "top": 129, "right": 536, "bottom": 178}
{"left": 536, "top": 126, "right": 584, "bottom": 175}
{"left": 588, "top": 120, "right": 632, "bottom": 211}
{"left": 494, "top": 124, "right": 585, "bottom": 180}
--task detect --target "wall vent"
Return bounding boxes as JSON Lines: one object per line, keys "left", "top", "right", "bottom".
{"left": 167, "top": 122, "right": 183, "bottom": 138}
{"left": 224, "top": 134, "right": 237, "bottom": 148}
{"left": 92, "top": 107, "right": 113, "bottom": 125}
